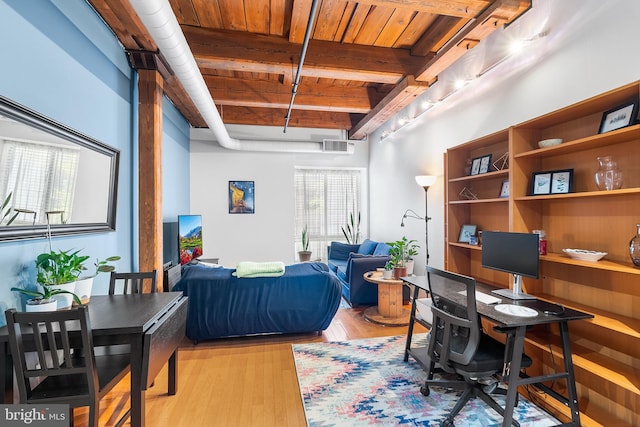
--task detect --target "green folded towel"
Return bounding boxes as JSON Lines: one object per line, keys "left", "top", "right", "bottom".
{"left": 233, "top": 261, "right": 286, "bottom": 278}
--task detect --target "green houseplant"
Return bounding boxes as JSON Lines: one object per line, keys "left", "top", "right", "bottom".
{"left": 387, "top": 237, "right": 420, "bottom": 279}
{"left": 341, "top": 211, "right": 361, "bottom": 245}
{"left": 298, "top": 225, "right": 312, "bottom": 262}
{"left": 74, "top": 255, "right": 121, "bottom": 304}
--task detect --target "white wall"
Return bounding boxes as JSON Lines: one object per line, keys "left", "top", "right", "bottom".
{"left": 369, "top": 0, "right": 640, "bottom": 276}
{"left": 190, "top": 126, "right": 369, "bottom": 266}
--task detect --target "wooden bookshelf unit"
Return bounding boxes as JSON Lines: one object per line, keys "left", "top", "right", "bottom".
{"left": 444, "top": 81, "right": 640, "bottom": 426}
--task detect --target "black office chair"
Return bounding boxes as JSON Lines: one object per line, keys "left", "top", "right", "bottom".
{"left": 109, "top": 270, "right": 158, "bottom": 295}
{"left": 5, "top": 306, "right": 130, "bottom": 427}
{"left": 421, "top": 266, "right": 532, "bottom": 427}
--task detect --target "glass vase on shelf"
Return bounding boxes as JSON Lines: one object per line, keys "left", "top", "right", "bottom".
{"left": 630, "top": 224, "right": 640, "bottom": 267}
{"left": 594, "top": 156, "right": 623, "bottom": 191}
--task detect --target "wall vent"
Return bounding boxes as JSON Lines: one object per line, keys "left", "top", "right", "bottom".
{"left": 322, "top": 139, "right": 355, "bottom": 154}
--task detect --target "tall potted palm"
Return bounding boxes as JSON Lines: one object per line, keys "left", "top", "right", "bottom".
{"left": 298, "top": 225, "right": 312, "bottom": 262}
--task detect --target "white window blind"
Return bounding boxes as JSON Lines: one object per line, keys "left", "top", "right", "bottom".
{"left": 294, "top": 168, "right": 362, "bottom": 261}
{"left": 0, "top": 139, "right": 79, "bottom": 225}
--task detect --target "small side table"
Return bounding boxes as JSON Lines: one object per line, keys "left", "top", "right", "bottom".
{"left": 362, "top": 271, "right": 411, "bottom": 326}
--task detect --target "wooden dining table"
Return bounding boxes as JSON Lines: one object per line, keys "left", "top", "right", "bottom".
{"left": 0, "top": 292, "right": 188, "bottom": 427}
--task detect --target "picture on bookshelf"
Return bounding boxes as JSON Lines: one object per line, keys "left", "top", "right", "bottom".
{"left": 458, "top": 224, "right": 477, "bottom": 243}
{"left": 499, "top": 179, "right": 510, "bottom": 198}
{"left": 531, "top": 172, "right": 551, "bottom": 195}
{"left": 470, "top": 157, "right": 482, "bottom": 175}
{"left": 478, "top": 154, "right": 492, "bottom": 174}
{"left": 598, "top": 100, "right": 639, "bottom": 133}
{"left": 530, "top": 169, "right": 573, "bottom": 195}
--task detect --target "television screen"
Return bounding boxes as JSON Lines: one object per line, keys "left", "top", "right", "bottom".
{"left": 162, "top": 221, "right": 179, "bottom": 267}
{"left": 178, "top": 215, "right": 203, "bottom": 265}
{"left": 481, "top": 231, "right": 539, "bottom": 279}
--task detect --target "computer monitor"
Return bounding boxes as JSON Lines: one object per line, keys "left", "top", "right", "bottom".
{"left": 481, "top": 231, "right": 539, "bottom": 300}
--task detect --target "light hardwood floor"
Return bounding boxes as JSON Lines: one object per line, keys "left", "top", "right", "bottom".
{"left": 76, "top": 304, "right": 426, "bottom": 427}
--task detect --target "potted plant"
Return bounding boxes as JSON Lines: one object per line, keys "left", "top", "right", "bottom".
{"left": 387, "top": 237, "right": 420, "bottom": 279}
{"left": 341, "top": 211, "right": 361, "bottom": 244}
{"left": 10, "top": 282, "right": 81, "bottom": 312}
{"left": 382, "top": 261, "right": 394, "bottom": 279}
{"left": 32, "top": 249, "right": 88, "bottom": 309}
{"left": 298, "top": 225, "right": 312, "bottom": 262}
{"left": 74, "top": 255, "right": 121, "bottom": 304}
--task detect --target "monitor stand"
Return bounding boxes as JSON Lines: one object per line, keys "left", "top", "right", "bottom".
{"left": 491, "top": 274, "right": 537, "bottom": 300}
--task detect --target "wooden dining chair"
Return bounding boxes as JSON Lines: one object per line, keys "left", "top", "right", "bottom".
{"left": 4, "top": 306, "right": 130, "bottom": 427}
{"left": 108, "top": 270, "right": 158, "bottom": 295}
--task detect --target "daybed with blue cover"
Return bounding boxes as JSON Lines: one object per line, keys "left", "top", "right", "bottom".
{"left": 172, "top": 262, "right": 341, "bottom": 342}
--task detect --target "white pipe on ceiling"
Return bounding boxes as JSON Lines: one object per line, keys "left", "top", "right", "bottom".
{"left": 128, "top": 0, "right": 345, "bottom": 154}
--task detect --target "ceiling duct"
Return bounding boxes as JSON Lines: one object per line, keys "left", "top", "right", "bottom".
{"left": 127, "top": 0, "right": 353, "bottom": 154}
{"left": 322, "top": 139, "right": 355, "bottom": 154}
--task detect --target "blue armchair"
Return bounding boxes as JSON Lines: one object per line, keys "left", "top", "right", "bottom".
{"left": 327, "top": 239, "right": 392, "bottom": 306}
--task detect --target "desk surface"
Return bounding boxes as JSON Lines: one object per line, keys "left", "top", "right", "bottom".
{"left": 401, "top": 275, "right": 593, "bottom": 327}
{"left": 0, "top": 292, "right": 184, "bottom": 340}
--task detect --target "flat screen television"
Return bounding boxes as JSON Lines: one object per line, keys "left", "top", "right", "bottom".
{"left": 481, "top": 231, "right": 539, "bottom": 300}
{"left": 162, "top": 221, "right": 179, "bottom": 268}
{"left": 178, "top": 215, "right": 203, "bottom": 265}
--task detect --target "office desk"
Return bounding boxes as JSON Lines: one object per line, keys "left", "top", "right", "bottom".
{"left": 0, "top": 292, "right": 188, "bottom": 427}
{"left": 402, "top": 276, "right": 593, "bottom": 427}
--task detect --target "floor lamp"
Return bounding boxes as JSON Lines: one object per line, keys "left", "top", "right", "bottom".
{"left": 415, "top": 175, "right": 437, "bottom": 269}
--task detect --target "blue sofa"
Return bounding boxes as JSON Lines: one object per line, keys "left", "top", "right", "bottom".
{"left": 327, "top": 239, "right": 392, "bottom": 306}
{"left": 172, "top": 262, "right": 341, "bottom": 342}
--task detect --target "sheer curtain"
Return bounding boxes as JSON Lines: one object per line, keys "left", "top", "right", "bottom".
{"left": 294, "top": 168, "right": 362, "bottom": 261}
{"left": 0, "top": 140, "right": 79, "bottom": 225}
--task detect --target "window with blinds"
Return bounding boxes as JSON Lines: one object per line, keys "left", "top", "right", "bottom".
{"left": 294, "top": 168, "right": 363, "bottom": 261}
{"left": 0, "top": 139, "right": 79, "bottom": 225}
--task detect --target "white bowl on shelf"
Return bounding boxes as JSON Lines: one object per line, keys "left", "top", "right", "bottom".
{"left": 538, "top": 138, "right": 563, "bottom": 148}
{"left": 562, "top": 248, "right": 607, "bottom": 262}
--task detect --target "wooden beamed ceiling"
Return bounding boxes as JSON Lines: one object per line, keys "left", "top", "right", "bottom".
{"left": 88, "top": 0, "right": 531, "bottom": 141}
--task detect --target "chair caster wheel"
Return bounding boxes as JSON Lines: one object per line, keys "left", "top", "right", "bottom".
{"left": 420, "top": 385, "right": 430, "bottom": 396}
{"left": 441, "top": 417, "right": 454, "bottom": 427}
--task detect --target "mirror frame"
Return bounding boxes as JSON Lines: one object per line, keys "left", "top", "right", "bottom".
{"left": 0, "top": 95, "right": 120, "bottom": 241}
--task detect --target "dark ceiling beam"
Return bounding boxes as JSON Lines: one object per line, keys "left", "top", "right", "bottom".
{"left": 350, "top": 0, "right": 490, "bottom": 18}
{"left": 183, "top": 26, "right": 425, "bottom": 85}
{"left": 217, "top": 105, "right": 358, "bottom": 129}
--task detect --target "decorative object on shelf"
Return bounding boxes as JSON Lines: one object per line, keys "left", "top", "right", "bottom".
{"left": 458, "top": 224, "right": 477, "bottom": 243}
{"left": 562, "top": 248, "right": 607, "bottom": 262}
{"left": 463, "top": 158, "right": 473, "bottom": 175}
{"left": 492, "top": 152, "right": 508, "bottom": 171}
{"left": 598, "top": 100, "right": 639, "bottom": 133}
{"left": 459, "top": 187, "right": 478, "bottom": 200}
{"left": 538, "top": 138, "right": 563, "bottom": 148}
{"left": 629, "top": 224, "right": 640, "bottom": 267}
{"left": 470, "top": 157, "right": 482, "bottom": 175}
{"left": 594, "top": 156, "right": 623, "bottom": 191}
{"left": 532, "top": 230, "right": 547, "bottom": 255}
{"left": 298, "top": 225, "right": 312, "bottom": 262}
{"left": 478, "top": 154, "right": 492, "bottom": 174}
{"left": 229, "top": 180, "right": 255, "bottom": 214}
{"left": 499, "top": 180, "right": 510, "bottom": 198}
{"left": 531, "top": 169, "right": 573, "bottom": 195}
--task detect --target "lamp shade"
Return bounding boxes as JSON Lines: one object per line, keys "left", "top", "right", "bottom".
{"left": 415, "top": 175, "right": 437, "bottom": 188}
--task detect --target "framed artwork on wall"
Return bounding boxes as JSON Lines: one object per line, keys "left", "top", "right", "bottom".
{"left": 229, "top": 180, "right": 255, "bottom": 214}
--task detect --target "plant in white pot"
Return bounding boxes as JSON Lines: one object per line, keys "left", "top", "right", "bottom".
{"left": 298, "top": 225, "right": 312, "bottom": 262}
{"left": 74, "top": 255, "right": 121, "bottom": 304}
{"left": 32, "top": 249, "right": 88, "bottom": 309}
{"left": 387, "top": 237, "right": 420, "bottom": 279}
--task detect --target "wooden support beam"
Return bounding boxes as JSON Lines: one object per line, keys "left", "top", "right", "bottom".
{"left": 217, "top": 105, "right": 358, "bottom": 129}
{"left": 137, "top": 69, "right": 163, "bottom": 291}
{"left": 349, "top": 0, "right": 490, "bottom": 18}
{"left": 350, "top": 76, "right": 429, "bottom": 139}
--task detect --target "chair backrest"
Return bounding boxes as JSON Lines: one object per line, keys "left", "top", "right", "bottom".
{"left": 5, "top": 306, "right": 98, "bottom": 404}
{"left": 426, "top": 266, "right": 481, "bottom": 367}
{"left": 109, "top": 270, "right": 157, "bottom": 295}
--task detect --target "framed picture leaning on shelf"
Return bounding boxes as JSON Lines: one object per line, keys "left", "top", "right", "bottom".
{"left": 458, "top": 224, "right": 477, "bottom": 243}
{"left": 478, "top": 154, "right": 492, "bottom": 173}
{"left": 599, "top": 100, "right": 639, "bottom": 133}
{"left": 530, "top": 169, "right": 573, "bottom": 195}
{"left": 499, "top": 180, "right": 509, "bottom": 198}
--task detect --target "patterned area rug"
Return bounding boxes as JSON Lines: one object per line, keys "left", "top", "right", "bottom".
{"left": 292, "top": 335, "right": 559, "bottom": 426}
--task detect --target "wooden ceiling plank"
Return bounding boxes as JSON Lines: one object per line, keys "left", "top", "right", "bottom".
{"left": 353, "top": 6, "right": 394, "bottom": 45}
{"left": 269, "top": 0, "right": 292, "bottom": 36}
{"left": 218, "top": 0, "right": 248, "bottom": 31}
{"left": 314, "top": 0, "right": 345, "bottom": 41}
{"left": 411, "top": 15, "right": 467, "bottom": 56}
{"left": 352, "top": 0, "right": 490, "bottom": 18}
{"left": 392, "top": 12, "right": 437, "bottom": 49}
{"left": 350, "top": 75, "right": 429, "bottom": 139}
{"left": 414, "top": 0, "right": 532, "bottom": 82}
{"left": 168, "top": 0, "right": 200, "bottom": 26}
{"left": 185, "top": 0, "right": 223, "bottom": 28}
{"left": 334, "top": 2, "right": 357, "bottom": 43}
{"left": 245, "top": 0, "right": 271, "bottom": 34}
{"left": 218, "top": 105, "right": 355, "bottom": 129}
{"left": 204, "top": 75, "right": 378, "bottom": 112}
{"left": 185, "top": 27, "right": 423, "bottom": 84}
{"left": 341, "top": 3, "right": 370, "bottom": 44}
{"left": 289, "top": 0, "right": 314, "bottom": 43}
{"left": 374, "top": 9, "right": 417, "bottom": 47}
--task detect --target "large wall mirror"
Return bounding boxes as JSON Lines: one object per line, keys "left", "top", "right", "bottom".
{"left": 0, "top": 96, "right": 119, "bottom": 241}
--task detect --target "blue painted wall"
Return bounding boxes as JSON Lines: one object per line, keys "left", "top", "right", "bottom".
{"left": 0, "top": 0, "right": 190, "bottom": 322}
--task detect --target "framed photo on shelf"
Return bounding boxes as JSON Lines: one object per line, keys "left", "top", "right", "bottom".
{"left": 531, "top": 172, "right": 552, "bottom": 195}
{"left": 499, "top": 179, "right": 510, "bottom": 198}
{"left": 478, "top": 154, "right": 492, "bottom": 174}
{"left": 458, "top": 224, "right": 477, "bottom": 243}
{"left": 550, "top": 169, "right": 574, "bottom": 194}
{"left": 470, "top": 157, "right": 482, "bottom": 175}
{"left": 599, "top": 100, "right": 639, "bottom": 133}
